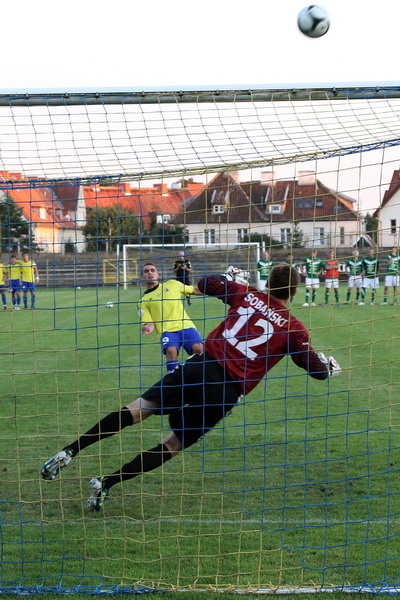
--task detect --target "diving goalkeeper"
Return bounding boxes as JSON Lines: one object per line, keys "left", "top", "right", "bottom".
{"left": 41, "top": 265, "right": 341, "bottom": 512}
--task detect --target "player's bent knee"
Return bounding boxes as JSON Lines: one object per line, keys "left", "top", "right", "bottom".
{"left": 162, "top": 432, "right": 182, "bottom": 455}
{"left": 126, "top": 397, "right": 158, "bottom": 423}
{"left": 192, "top": 343, "right": 203, "bottom": 354}
{"left": 165, "top": 346, "right": 179, "bottom": 360}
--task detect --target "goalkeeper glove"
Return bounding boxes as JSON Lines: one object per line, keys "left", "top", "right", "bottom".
{"left": 224, "top": 266, "right": 250, "bottom": 286}
{"left": 318, "top": 352, "right": 342, "bottom": 377}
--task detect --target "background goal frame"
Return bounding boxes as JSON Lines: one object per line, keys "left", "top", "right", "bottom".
{"left": 120, "top": 242, "right": 261, "bottom": 289}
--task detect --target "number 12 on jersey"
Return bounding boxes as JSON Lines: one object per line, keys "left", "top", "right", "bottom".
{"left": 222, "top": 305, "right": 274, "bottom": 359}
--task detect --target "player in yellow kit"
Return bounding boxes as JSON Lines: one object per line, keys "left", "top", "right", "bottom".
{"left": 20, "top": 251, "right": 39, "bottom": 309}
{"left": 8, "top": 254, "right": 22, "bottom": 309}
{"left": 0, "top": 257, "right": 9, "bottom": 310}
{"left": 138, "top": 262, "right": 203, "bottom": 373}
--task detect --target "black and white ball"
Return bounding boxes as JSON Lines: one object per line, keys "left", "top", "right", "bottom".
{"left": 297, "top": 5, "right": 330, "bottom": 38}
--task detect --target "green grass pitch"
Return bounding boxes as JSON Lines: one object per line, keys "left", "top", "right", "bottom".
{"left": 0, "top": 283, "right": 399, "bottom": 591}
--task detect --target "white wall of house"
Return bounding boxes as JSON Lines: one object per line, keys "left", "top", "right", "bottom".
{"left": 376, "top": 196, "right": 400, "bottom": 247}
{"left": 185, "top": 220, "right": 362, "bottom": 248}
{"left": 76, "top": 186, "right": 87, "bottom": 229}
{"left": 34, "top": 226, "right": 62, "bottom": 254}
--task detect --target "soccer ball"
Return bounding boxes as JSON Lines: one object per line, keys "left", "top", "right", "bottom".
{"left": 106, "top": 301, "right": 114, "bottom": 308}
{"left": 297, "top": 5, "right": 330, "bottom": 38}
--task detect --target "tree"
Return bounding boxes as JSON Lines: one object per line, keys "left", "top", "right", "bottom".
{"left": 83, "top": 206, "right": 140, "bottom": 252}
{"left": 242, "top": 232, "right": 282, "bottom": 249}
{"left": 291, "top": 223, "right": 305, "bottom": 248}
{"left": 0, "top": 193, "right": 32, "bottom": 253}
{"left": 143, "top": 216, "right": 188, "bottom": 246}
{"left": 364, "top": 213, "right": 379, "bottom": 243}
{"left": 177, "top": 177, "right": 195, "bottom": 187}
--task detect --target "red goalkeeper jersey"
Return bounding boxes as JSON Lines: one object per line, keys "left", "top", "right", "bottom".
{"left": 198, "top": 276, "right": 328, "bottom": 395}
{"left": 324, "top": 259, "right": 339, "bottom": 279}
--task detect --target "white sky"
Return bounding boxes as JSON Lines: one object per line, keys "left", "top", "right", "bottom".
{"left": 1, "top": 0, "right": 399, "bottom": 90}
{"left": 1, "top": 0, "right": 399, "bottom": 213}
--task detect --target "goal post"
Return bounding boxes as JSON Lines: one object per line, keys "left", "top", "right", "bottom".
{"left": 0, "top": 87, "right": 400, "bottom": 594}
{"left": 121, "top": 242, "right": 261, "bottom": 289}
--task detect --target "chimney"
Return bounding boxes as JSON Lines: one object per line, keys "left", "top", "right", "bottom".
{"left": 118, "top": 182, "right": 131, "bottom": 195}
{"left": 260, "top": 171, "right": 275, "bottom": 186}
{"left": 154, "top": 183, "right": 169, "bottom": 196}
{"left": 298, "top": 171, "right": 316, "bottom": 186}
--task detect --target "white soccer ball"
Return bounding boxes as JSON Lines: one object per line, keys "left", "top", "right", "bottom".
{"left": 297, "top": 5, "right": 330, "bottom": 38}
{"left": 106, "top": 301, "right": 114, "bottom": 308}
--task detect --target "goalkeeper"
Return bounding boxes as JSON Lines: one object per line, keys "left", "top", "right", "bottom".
{"left": 41, "top": 264, "right": 341, "bottom": 512}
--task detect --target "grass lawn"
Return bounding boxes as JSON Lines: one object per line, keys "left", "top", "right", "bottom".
{"left": 0, "top": 282, "right": 399, "bottom": 593}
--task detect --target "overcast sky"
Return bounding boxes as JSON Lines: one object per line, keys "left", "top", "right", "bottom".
{"left": 1, "top": 0, "right": 399, "bottom": 212}
{"left": 1, "top": 0, "right": 399, "bottom": 90}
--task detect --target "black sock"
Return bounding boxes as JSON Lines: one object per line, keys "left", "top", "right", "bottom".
{"left": 64, "top": 407, "right": 134, "bottom": 456}
{"left": 103, "top": 443, "right": 172, "bottom": 490}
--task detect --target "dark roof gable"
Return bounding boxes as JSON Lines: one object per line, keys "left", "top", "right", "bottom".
{"left": 173, "top": 172, "right": 359, "bottom": 225}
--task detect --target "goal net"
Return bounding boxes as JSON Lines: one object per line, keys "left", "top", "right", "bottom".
{"left": 0, "top": 88, "right": 399, "bottom": 595}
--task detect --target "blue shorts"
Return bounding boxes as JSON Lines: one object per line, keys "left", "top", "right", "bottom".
{"left": 22, "top": 281, "right": 35, "bottom": 292}
{"left": 0, "top": 285, "right": 6, "bottom": 293}
{"left": 10, "top": 279, "right": 21, "bottom": 292}
{"left": 161, "top": 328, "right": 203, "bottom": 355}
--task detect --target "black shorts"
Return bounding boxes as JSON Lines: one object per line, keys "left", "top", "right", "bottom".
{"left": 141, "top": 353, "right": 241, "bottom": 449}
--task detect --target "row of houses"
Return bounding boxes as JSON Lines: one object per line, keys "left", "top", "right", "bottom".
{"left": 0, "top": 169, "right": 398, "bottom": 253}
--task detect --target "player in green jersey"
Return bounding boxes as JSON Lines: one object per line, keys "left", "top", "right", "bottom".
{"left": 381, "top": 247, "right": 399, "bottom": 305}
{"left": 283, "top": 252, "right": 300, "bottom": 272}
{"left": 257, "top": 251, "right": 274, "bottom": 291}
{"left": 345, "top": 249, "right": 363, "bottom": 303}
{"left": 302, "top": 249, "right": 324, "bottom": 306}
{"left": 360, "top": 248, "right": 380, "bottom": 305}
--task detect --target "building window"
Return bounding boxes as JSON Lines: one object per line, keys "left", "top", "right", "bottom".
{"left": 211, "top": 189, "right": 229, "bottom": 205}
{"left": 340, "top": 227, "right": 345, "bottom": 245}
{"left": 212, "top": 205, "right": 225, "bottom": 214}
{"left": 316, "top": 198, "right": 324, "bottom": 207}
{"left": 156, "top": 214, "right": 171, "bottom": 224}
{"left": 280, "top": 228, "right": 291, "bottom": 244}
{"left": 267, "top": 204, "right": 282, "bottom": 214}
{"left": 237, "top": 229, "right": 248, "bottom": 242}
{"left": 294, "top": 197, "right": 315, "bottom": 209}
{"left": 204, "top": 229, "right": 215, "bottom": 244}
{"left": 314, "top": 227, "right": 325, "bottom": 246}
{"left": 391, "top": 219, "right": 397, "bottom": 234}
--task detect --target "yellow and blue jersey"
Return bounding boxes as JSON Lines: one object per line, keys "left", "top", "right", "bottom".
{"left": 0, "top": 263, "right": 7, "bottom": 286}
{"left": 138, "top": 279, "right": 195, "bottom": 336}
{"left": 8, "top": 261, "right": 21, "bottom": 281}
{"left": 20, "top": 259, "right": 37, "bottom": 283}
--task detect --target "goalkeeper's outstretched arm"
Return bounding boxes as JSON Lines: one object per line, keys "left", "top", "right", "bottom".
{"left": 289, "top": 328, "right": 341, "bottom": 379}
{"left": 198, "top": 275, "right": 242, "bottom": 304}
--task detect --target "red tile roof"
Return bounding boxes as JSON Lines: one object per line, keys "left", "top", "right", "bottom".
{"left": 0, "top": 171, "right": 78, "bottom": 229}
{"left": 83, "top": 182, "right": 204, "bottom": 228}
